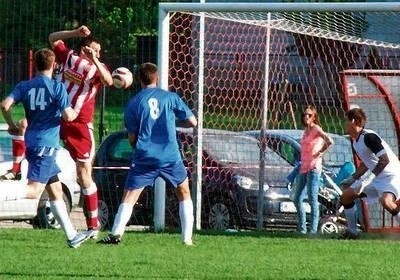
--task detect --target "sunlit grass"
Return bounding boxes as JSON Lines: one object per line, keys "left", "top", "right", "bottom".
{"left": 0, "top": 228, "right": 398, "bottom": 279}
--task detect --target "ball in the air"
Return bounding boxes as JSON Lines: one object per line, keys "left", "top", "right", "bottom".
{"left": 112, "top": 67, "right": 133, "bottom": 89}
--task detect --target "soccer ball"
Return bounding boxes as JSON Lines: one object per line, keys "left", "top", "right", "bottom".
{"left": 112, "top": 67, "right": 133, "bottom": 89}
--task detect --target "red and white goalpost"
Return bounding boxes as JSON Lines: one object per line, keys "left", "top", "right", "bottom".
{"left": 157, "top": 2, "right": 400, "bottom": 232}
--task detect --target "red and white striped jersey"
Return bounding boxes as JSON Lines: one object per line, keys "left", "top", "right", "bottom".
{"left": 53, "top": 41, "right": 105, "bottom": 124}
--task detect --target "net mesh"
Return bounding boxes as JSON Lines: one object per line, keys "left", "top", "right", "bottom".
{"left": 2, "top": 3, "right": 400, "bottom": 234}
{"left": 167, "top": 9, "right": 400, "bottom": 233}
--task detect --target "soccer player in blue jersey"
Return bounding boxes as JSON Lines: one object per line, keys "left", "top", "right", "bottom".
{"left": 340, "top": 107, "right": 400, "bottom": 239}
{"left": 98, "top": 62, "right": 197, "bottom": 245}
{"left": 0, "top": 48, "right": 88, "bottom": 248}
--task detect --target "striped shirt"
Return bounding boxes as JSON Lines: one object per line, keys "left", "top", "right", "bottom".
{"left": 53, "top": 41, "right": 104, "bottom": 123}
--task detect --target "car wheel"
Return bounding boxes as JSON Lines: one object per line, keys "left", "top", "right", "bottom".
{"left": 32, "top": 190, "right": 71, "bottom": 229}
{"left": 319, "top": 217, "right": 344, "bottom": 234}
{"left": 208, "top": 202, "right": 231, "bottom": 230}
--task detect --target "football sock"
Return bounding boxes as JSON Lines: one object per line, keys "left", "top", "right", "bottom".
{"left": 179, "top": 199, "right": 194, "bottom": 243}
{"left": 112, "top": 203, "right": 133, "bottom": 236}
{"left": 82, "top": 183, "right": 99, "bottom": 229}
{"left": 50, "top": 200, "right": 77, "bottom": 240}
{"left": 344, "top": 205, "right": 358, "bottom": 234}
{"left": 11, "top": 137, "right": 25, "bottom": 173}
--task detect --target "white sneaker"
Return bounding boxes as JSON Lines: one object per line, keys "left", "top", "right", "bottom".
{"left": 85, "top": 228, "right": 100, "bottom": 240}
{"left": 67, "top": 233, "right": 89, "bottom": 248}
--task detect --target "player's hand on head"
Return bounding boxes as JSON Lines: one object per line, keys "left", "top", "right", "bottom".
{"left": 83, "top": 46, "right": 96, "bottom": 59}
{"left": 77, "top": 25, "right": 91, "bottom": 37}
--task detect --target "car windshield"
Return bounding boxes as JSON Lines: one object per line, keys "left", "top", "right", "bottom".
{"left": 0, "top": 128, "right": 12, "bottom": 162}
{"left": 203, "top": 134, "right": 290, "bottom": 166}
{"left": 294, "top": 134, "right": 353, "bottom": 167}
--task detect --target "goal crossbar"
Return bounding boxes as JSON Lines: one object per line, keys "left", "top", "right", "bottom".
{"left": 159, "top": 2, "right": 400, "bottom": 13}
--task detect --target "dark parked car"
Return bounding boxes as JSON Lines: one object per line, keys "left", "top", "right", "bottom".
{"left": 93, "top": 128, "right": 311, "bottom": 231}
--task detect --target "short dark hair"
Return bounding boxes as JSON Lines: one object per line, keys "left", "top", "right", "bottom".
{"left": 77, "top": 35, "right": 100, "bottom": 51}
{"left": 346, "top": 107, "right": 367, "bottom": 127}
{"left": 138, "top": 62, "right": 158, "bottom": 86}
{"left": 34, "top": 48, "right": 55, "bottom": 71}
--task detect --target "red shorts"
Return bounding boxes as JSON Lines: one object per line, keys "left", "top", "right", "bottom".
{"left": 60, "top": 121, "right": 95, "bottom": 162}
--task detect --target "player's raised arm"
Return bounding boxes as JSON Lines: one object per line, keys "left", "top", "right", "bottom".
{"left": 48, "top": 25, "right": 90, "bottom": 47}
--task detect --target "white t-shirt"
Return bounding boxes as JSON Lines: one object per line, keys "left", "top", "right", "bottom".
{"left": 353, "top": 128, "right": 400, "bottom": 201}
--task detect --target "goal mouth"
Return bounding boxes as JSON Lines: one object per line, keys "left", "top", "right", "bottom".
{"left": 159, "top": 3, "right": 400, "bottom": 233}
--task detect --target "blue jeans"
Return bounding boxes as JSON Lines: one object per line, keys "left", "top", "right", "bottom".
{"left": 294, "top": 168, "right": 321, "bottom": 234}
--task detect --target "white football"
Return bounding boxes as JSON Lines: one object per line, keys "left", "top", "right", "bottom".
{"left": 112, "top": 67, "right": 133, "bottom": 89}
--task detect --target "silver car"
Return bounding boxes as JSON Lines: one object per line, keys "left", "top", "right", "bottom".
{"left": 244, "top": 129, "right": 354, "bottom": 174}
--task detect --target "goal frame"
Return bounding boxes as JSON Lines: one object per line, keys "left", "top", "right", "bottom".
{"left": 156, "top": 2, "right": 400, "bottom": 232}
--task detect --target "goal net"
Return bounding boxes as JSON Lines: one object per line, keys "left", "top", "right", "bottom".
{"left": 158, "top": 3, "right": 400, "bottom": 233}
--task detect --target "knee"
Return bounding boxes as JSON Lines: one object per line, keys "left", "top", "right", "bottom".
{"left": 176, "top": 181, "right": 191, "bottom": 201}
{"left": 340, "top": 189, "right": 357, "bottom": 206}
{"left": 379, "top": 195, "right": 398, "bottom": 214}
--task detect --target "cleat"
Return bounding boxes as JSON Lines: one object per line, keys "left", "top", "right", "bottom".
{"left": 183, "top": 240, "right": 194, "bottom": 246}
{"left": 85, "top": 228, "right": 100, "bottom": 240}
{"left": 338, "top": 230, "right": 359, "bottom": 240}
{"left": 67, "top": 232, "right": 89, "bottom": 248}
{"left": 0, "top": 170, "right": 21, "bottom": 180}
{"left": 97, "top": 234, "right": 121, "bottom": 245}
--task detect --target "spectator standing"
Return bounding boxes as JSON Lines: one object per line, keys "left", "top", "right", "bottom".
{"left": 293, "top": 105, "right": 333, "bottom": 234}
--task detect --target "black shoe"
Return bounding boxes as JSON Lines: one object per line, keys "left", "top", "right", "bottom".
{"left": 0, "top": 170, "right": 21, "bottom": 180}
{"left": 338, "top": 230, "right": 360, "bottom": 240}
{"left": 97, "top": 234, "right": 121, "bottom": 245}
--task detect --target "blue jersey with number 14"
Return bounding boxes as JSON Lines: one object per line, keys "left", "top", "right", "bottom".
{"left": 9, "top": 74, "right": 70, "bottom": 148}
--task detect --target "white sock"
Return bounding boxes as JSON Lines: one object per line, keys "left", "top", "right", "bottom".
{"left": 50, "top": 200, "right": 77, "bottom": 240}
{"left": 344, "top": 205, "right": 358, "bottom": 234}
{"left": 112, "top": 203, "right": 133, "bottom": 237}
{"left": 179, "top": 199, "right": 194, "bottom": 243}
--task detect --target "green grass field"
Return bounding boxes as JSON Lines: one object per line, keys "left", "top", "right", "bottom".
{"left": 0, "top": 228, "right": 399, "bottom": 279}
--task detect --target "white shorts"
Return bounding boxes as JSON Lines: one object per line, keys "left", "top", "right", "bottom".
{"left": 362, "top": 175, "right": 400, "bottom": 204}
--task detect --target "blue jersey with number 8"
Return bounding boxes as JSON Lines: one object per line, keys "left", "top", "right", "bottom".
{"left": 124, "top": 87, "right": 194, "bottom": 167}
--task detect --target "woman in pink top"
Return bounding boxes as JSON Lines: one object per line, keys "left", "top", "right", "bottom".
{"left": 294, "top": 105, "right": 333, "bottom": 234}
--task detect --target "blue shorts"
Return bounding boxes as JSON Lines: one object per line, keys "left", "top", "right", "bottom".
{"left": 25, "top": 147, "right": 61, "bottom": 184}
{"left": 125, "top": 161, "right": 188, "bottom": 190}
